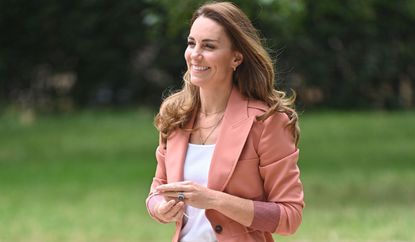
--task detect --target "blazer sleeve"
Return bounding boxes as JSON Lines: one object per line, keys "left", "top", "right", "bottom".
{"left": 145, "top": 134, "right": 169, "bottom": 223}
{"left": 256, "top": 112, "right": 304, "bottom": 235}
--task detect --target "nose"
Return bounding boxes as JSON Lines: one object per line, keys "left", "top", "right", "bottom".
{"left": 191, "top": 46, "right": 202, "bottom": 60}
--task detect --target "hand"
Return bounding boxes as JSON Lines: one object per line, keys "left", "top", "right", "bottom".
{"left": 156, "top": 181, "right": 218, "bottom": 210}
{"left": 154, "top": 199, "right": 185, "bottom": 223}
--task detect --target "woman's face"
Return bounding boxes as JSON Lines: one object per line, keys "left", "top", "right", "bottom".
{"left": 185, "top": 16, "right": 241, "bottom": 89}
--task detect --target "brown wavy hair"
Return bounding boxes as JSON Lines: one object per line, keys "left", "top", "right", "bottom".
{"left": 155, "top": 1, "right": 299, "bottom": 145}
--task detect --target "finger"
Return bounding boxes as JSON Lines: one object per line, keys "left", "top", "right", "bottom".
{"left": 158, "top": 199, "right": 176, "bottom": 214}
{"left": 156, "top": 186, "right": 192, "bottom": 194}
{"left": 156, "top": 186, "right": 184, "bottom": 192}
{"left": 156, "top": 182, "right": 193, "bottom": 192}
{"left": 159, "top": 192, "right": 178, "bottom": 198}
{"left": 173, "top": 207, "right": 185, "bottom": 221}
{"left": 160, "top": 191, "right": 188, "bottom": 200}
{"left": 165, "top": 201, "right": 184, "bottom": 219}
{"left": 164, "top": 196, "right": 177, "bottom": 202}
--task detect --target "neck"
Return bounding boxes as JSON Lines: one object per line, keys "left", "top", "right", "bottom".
{"left": 199, "top": 84, "right": 232, "bottom": 115}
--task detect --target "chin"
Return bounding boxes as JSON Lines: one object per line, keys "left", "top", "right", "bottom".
{"left": 190, "top": 78, "right": 207, "bottom": 87}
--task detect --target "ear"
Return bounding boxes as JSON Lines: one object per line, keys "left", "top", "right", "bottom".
{"left": 232, "top": 51, "right": 243, "bottom": 68}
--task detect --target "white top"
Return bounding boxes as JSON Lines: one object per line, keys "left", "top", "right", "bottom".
{"left": 179, "top": 143, "right": 217, "bottom": 242}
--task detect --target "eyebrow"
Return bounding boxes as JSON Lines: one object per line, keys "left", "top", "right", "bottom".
{"left": 187, "top": 36, "right": 220, "bottom": 43}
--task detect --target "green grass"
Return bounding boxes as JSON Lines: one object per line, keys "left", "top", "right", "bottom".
{"left": 1, "top": 109, "right": 414, "bottom": 242}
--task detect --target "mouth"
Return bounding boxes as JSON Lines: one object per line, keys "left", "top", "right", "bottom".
{"left": 192, "top": 65, "right": 210, "bottom": 71}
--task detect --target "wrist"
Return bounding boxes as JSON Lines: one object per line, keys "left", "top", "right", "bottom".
{"left": 207, "top": 189, "right": 222, "bottom": 210}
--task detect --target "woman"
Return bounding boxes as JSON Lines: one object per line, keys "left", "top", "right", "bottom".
{"left": 146, "top": 2, "right": 304, "bottom": 242}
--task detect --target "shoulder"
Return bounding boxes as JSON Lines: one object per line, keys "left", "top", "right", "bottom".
{"left": 247, "top": 99, "right": 290, "bottom": 126}
{"left": 247, "top": 98, "right": 267, "bottom": 115}
{"left": 247, "top": 98, "right": 294, "bottom": 150}
{"left": 248, "top": 98, "right": 294, "bottom": 144}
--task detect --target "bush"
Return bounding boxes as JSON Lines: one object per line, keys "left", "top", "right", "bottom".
{"left": 0, "top": 0, "right": 414, "bottom": 110}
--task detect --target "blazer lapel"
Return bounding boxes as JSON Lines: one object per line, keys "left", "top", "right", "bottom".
{"left": 165, "top": 114, "right": 196, "bottom": 183}
{"left": 208, "top": 87, "right": 255, "bottom": 191}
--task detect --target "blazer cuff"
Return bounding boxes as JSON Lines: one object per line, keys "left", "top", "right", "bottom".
{"left": 249, "top": 201, "right": 280, "bottom": 232}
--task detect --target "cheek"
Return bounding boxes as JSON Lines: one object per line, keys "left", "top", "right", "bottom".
{"left": 215, "top": 52, "right": 231, "bottom": 64}
{"left": 184, "top": 48, "right": 191, "bottom": 65}
{"left": 215, "top": 55, "right": 233, "bottom": 71}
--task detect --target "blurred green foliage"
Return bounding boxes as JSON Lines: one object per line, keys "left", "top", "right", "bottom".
{"left": 0, "top": 0, "right": 414, "bottom": 110}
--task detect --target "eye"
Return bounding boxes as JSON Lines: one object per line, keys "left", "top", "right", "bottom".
{"left": 204, "top": 44, "right": 215, "bottom": 49}
{"left": 187, "top": 40, "right": 195, "bottom": 47}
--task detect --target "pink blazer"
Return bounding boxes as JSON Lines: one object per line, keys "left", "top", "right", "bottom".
{"left": 146, "top": 87, "right": 304, "bottom": 242}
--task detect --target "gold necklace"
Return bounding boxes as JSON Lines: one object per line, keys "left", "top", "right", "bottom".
{"left": 197, "top": 112, "right": 225, "bottom": 129}
{"left": 199, "top": 114, "right": 224, "bottom": 145}
{"left": 199, "top": 109, "right": 226, "bottom": 117}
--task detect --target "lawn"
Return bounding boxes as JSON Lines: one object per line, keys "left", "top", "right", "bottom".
{"left": 0, "top": 109, "right": 414, "bottom": 242}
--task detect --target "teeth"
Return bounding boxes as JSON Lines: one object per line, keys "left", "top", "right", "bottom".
{"left": 193, "top": 65, "right": 209, "bottom": 71}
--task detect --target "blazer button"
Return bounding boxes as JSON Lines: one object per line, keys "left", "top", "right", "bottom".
{"left": 214, "top": 225, "right": 223, "bottom": 233}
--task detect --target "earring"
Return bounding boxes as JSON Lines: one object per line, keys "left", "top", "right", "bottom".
{"left": 233, "top": 66, "right": 236, "bottom": 72}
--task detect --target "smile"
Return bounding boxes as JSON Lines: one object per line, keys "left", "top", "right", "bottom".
{"left": 192, "top": 65, "right": 209, "bottom": 71}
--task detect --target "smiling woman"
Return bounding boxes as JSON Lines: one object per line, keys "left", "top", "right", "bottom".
{"left": 146, "top": 2, "right": 304, "bottom": 242}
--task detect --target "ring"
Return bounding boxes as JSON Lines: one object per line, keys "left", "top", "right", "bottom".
{"left": 178, "top": 192, "right": 185, "bottom": 201}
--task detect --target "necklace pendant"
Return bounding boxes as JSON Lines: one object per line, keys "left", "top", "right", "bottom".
{"left": 198, "top": 113, "right": 224, "bottom": 145}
